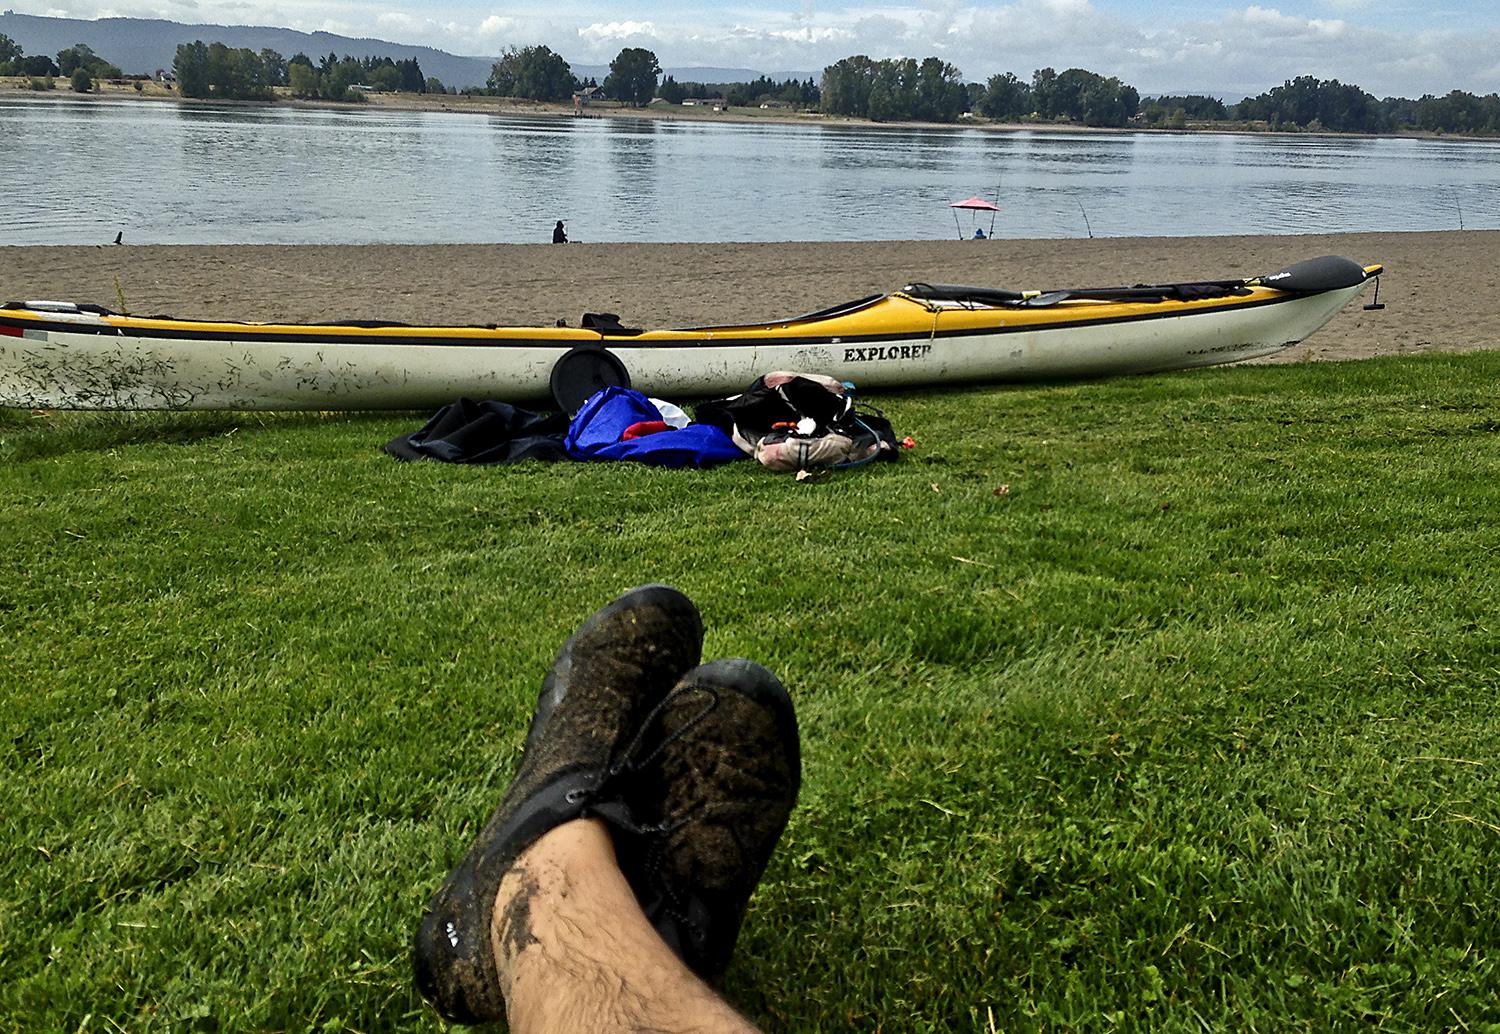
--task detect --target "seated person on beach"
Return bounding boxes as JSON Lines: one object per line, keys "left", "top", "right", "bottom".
{"left": 413, "top": 585, "right": 799, "bottom": 1033}
{"left": 973, "top": 227, "right": 986, "bottom": 239}
{"left": 553, "top": 220, "right": 568, "bottom": 244}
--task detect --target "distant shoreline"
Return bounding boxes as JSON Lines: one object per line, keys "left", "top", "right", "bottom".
{"left": 0, "top": 75, "right": 1475, "bottom": 143}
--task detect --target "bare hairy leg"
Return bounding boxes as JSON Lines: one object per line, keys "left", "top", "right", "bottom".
{"left": 493, "top": 818, "right": 764, "bottom": 1034}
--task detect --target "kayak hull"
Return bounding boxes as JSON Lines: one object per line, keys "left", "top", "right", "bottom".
{"left": 0, "top": 265, "right": 1379, "bottom": 411}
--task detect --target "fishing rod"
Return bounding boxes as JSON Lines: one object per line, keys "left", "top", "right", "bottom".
{"left": 1077, "top": 199, "right": 1094, "bottom": 239}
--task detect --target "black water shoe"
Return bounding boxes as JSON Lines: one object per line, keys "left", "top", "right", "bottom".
{"left": 604, "top": 658, "right": 802, "bottom": 983}
{"left": 412, "top": 584, "right": 704, "bottom": 1024}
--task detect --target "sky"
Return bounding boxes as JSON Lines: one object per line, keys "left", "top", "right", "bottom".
{"left": 11, "top": 0, "right": 1500, "bottom": 98}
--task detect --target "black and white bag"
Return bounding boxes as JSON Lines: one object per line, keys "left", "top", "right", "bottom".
{"left": 694, "top": 372, "right": 900, "bottom": 473}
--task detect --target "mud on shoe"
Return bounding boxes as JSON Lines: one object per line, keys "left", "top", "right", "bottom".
{"left": 605, "top": 658, "right": 802, "bottom": 984}
{"left": 412, "top": 584, "right": 704, "bottom": 1024}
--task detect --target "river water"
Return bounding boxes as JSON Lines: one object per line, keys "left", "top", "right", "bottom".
{"left": 3, "top": 94, "right": 1498, "bottom": 246}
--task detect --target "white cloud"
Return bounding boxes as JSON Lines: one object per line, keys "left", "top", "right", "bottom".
{"left": 1237, "top": 5, "right": 1346, "bottom": 38}
{"left": 476, "top": 14, "right": 518, "bottom": 35}
{"left": 759, "top": 24, "right": 851, "bottom": 46}
{"left": 374, "top": 11, "right": 422, "bottom": 31}
{"left": 578, "top": 19, "right": 659, "bottom": 43}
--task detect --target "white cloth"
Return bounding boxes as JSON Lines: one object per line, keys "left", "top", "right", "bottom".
{"left": 650, "top": 398, "right": 691, "bottom": 428}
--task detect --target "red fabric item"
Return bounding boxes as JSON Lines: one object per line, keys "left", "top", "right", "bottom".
{"left": 622, "top": 420, "right": 671, "bottom": 440}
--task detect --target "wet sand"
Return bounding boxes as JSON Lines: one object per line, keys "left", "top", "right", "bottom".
{"left": 2, "top": 230, "right": 1494, "bottom": 363}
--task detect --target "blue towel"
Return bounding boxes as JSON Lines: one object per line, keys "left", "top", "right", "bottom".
{"left": 565, "top": 387, "right": 746, "bottom": 468}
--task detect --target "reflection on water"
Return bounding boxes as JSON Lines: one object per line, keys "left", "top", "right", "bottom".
{"left": 605, "top": 122, "right": 661, "bottom": 230}
{"left": 1, "top": 94, "right": 1498, "bottom": 245}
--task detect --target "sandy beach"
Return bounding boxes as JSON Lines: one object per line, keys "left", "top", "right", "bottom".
{"left": 1, "top": 230, "right": 1495, "bottom": 364}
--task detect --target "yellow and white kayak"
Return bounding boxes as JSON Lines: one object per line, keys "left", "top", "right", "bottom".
{"left": 0, "top": 256, "right": 1382, "bottom": 411}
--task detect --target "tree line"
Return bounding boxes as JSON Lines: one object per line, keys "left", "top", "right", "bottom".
{"left": 476, "top": 44, "right": 662, "bottom": 107}
{"left": 0, "top": 35, "right": 122, "bottom": 91}
{"left": 173, "top": 44, "right": 439, "bottom": 101}
{"left": 0, "top": 33, "right": 444, "bottom": 100}
{"left": 1230, "top": 75, "right": 1500, "bottom": 135}
{"left": 821, "top": 56, "right": 969, "bottom": 121}
{"left": 972, "top": 66, "right": 1139, "bottom": 127}
{"left": 658, "top": 75, "right": 820, "bottom": 108}
{"left": 464, "top": 44, "right": 1500, "bottom": 137}
{"left": 9, "top": 29, "right": 1500, "bottom": 136}
{"left": 472, "top": 44, "right": 818, "bottom": 110}
{"left": 867, "top": 62, "right": 1500, "bottom": 136}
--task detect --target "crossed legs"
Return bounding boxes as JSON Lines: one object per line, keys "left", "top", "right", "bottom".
{"left": 413, "top": 587, "right": 797, "bottom": 1031}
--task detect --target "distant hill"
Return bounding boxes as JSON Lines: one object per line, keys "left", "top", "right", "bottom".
{"left": 0, "top": 12, "right": 787, "bottom": 91}
{"left": 0, "top": 11, "right": 497, "bottom": 87}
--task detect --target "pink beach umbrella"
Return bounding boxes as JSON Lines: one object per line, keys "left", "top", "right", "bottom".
{"left": 950, "top": 196, "right": 1000, "bottom": 239}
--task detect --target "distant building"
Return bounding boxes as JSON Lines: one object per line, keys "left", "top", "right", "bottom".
{"left": 573, "top": 84, "right": 601, "bottom": 114}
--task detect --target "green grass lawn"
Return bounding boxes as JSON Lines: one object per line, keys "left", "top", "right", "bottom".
{"left": 4, "top": 353, "right": 1498, "bottom": 1032}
